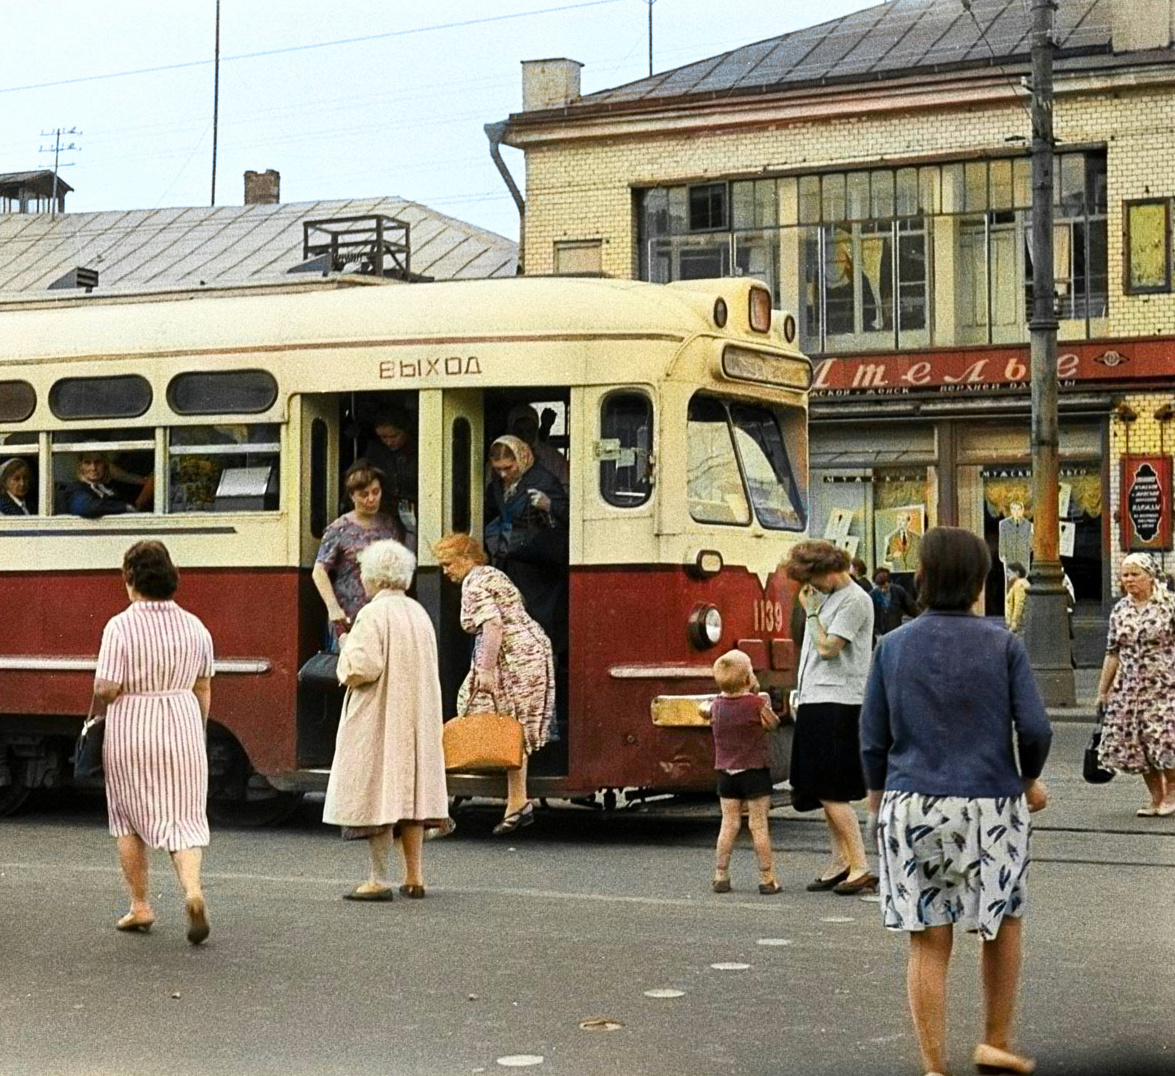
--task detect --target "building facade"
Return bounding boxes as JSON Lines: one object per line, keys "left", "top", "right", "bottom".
{"left": 500, "top": 0, "right": 1175, "bottom": 615}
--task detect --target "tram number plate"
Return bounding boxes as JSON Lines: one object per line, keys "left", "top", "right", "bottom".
{"left": 753, "top": 600, "right": 785, "bottom": 633}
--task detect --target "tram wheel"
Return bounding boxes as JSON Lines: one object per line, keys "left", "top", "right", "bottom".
{"left": 0, "top": 777, "right": 32, "bottom": 817}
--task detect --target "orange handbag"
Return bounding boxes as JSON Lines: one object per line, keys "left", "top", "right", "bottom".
{"left": 443, "top": 711, "right": 524, "bottom": 772}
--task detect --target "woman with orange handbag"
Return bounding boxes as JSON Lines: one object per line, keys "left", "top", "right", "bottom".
{"left": 435, "top": 533, "right": 555, "bottom": 835}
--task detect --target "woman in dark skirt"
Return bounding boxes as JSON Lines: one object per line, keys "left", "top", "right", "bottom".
{"left": 783, "top": 540, "right": 877, "bottom": 895}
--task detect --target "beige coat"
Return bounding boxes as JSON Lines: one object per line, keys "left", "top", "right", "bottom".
{"left": 323, "top": 589, "right": 450, "bottom": 831}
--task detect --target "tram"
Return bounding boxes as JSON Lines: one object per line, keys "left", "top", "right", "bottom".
{"left": 0, "top": 274, "right": 812, "bottom": 822}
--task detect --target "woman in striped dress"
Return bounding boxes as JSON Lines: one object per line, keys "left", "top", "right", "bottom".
{"left": 92, "top": 540, "right": 215, "bottom": 945}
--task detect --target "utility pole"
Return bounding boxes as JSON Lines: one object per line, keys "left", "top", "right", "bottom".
{"left": 1022, "top": 0, "right": 1076, "bottom": 704}
{"left": 211, "top": 0, "right": 221, "bottom": 207}
{"left": 647, "top": 0, "right": 657, "bottom": 78}
{"left": 38, "top": 126, "right": 81, "bottom": 218}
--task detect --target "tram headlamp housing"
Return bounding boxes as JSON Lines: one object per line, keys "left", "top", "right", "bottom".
{"left": 713, "top": 297, "right": 728, "bottom": 328}
{"left": 748, "top": 286, "right": 772, "bottom": 333}
{"left": 688, "top": 604, "right": 723, "bottom": 650}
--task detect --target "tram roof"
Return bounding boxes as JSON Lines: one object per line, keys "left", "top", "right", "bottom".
{"left": 0, "top": 275, "right": 778, "bottom": 365}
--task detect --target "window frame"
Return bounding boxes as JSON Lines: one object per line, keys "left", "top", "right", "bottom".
{"left": 0, "top": 380, "right": 36, "bottom": 423}
{"left": 166, "top": 369, "right": 279, "bottom": 416}
{"left": 686, "top": 393, "right": 753, "bottom": 529}
{"left": 598, "top": 389, "right": 654, "bottom": 509}
{"left": 1124, "top": 197, "right": 1172, "bottom": 296}
{"left": 48, "top": 374, "right": 153, "bottom": 421}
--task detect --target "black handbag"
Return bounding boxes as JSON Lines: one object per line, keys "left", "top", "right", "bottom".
{"left": 74, "top": 714, "right": 105, "bottom": 784}
{"left": 298, "top": 651, "right": 341, "bottom": 690}
{"left": 508, "top": 523, "right": 569, "bottom": 570}
{"left": 1083, "top": 704, "right": 1114, "bottom": 785}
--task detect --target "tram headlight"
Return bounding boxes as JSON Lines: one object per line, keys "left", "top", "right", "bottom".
{"left": 688, "top": 604, "right": 723, "bottom": 650}
{"left": 748, "top": 286, "right": 772, "bottom": 333}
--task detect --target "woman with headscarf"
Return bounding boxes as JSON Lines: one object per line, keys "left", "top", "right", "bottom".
{"left": 0, "top": 458, "right": 34, "bottom": 515}
{"left": 484, "top": 435, "right": 569, "bottom": 653}
{"left": 1096, "top": 552, "right": 1175, "bottom": 817}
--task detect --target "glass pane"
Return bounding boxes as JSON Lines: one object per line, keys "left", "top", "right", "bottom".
{"left": 798, "top": 176, "right": 821, "bottom": 224}
{"left": 668, "top": 186, "right": 688, "bottom": 235}
{"left": 1059, "top": 154, "right": 1085, "bottom": 216}
{"left": 676, "top": 237, "right": 729, "bottom": 279}
{"left": 0, "top": 455, "right": 37, "bottom": 515}
{"left": 1086, "top": 153, "right": 1107, "bottom": 214}
{"left": 167, "top": 369, "right": 278, "bottom": 415}
{"left": 728, "top": 402, "right": 804, "bottom": 530}
{"left": 0, "top": 380, "right": 35, "bottom": 423}
{"left": 798, "top": 226, "right": 822, "bottom": 352}
{"left": 847, "top": 171, "right": 870, "bottom": 221}
{"left": 822, "top": 173, "right": 846, "bottom": 222}
{"left": 169, "top": 424, "right": 280, "bottom": 513}
{"left": 1013, "top": 158, "right": 1032, "bottom": 209}
{"left": 49, "top": 375, "right": 152, "bottom": 420}
{"left": 755, "top": 179, "right": 778, "bottom": 228}
{"left": 824, "top": 224, "right": 855, "bottom": 335}
{"left": 941, "top": 163, "right": 965, "bottom": 213}
{"left": 1086, "top": 217, "right": 1108, "bottom": 317}
{"left": 989, "top": 159, "right": 1013, "bottom": 211}
{"left": 860, "top": 225, "right": 894, "bottom": 332}
{"left": 637, "top": 188, "right": 669, "bottom": 240}
{"left": 689, "top": 183, "right": 728, "bottom": 231}
{"left": 965, "top": 162, "right": 988, "bottom": 212}
{"left": 1127, "top": 201, "right": 1170, "bottom": 291}
{"left": 734, "top": 231, "right": 780, "bottom": 305}
{"left": 732, "top": 181, "right": 756, "bottom": 230}
{"left": 687, "top": 395, "right": 750, "bottom": 526}
{"left": 898, "top": 230, "right": 927, "bottom": 332}
{"left": 918, "top": 166, "right": 941, "bottom": 215}
{"left": 51, "top": 431, "right": 155, "bottom": 515}
{"left": 600, "top": 393, "right": 653, "bottom": 508}
{"left": 896, "top": 168, "right": 919, "bottom": 217}
{"left": 871, "top": 170, "right": 894, "bottom": 219}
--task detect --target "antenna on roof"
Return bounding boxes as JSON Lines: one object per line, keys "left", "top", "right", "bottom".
{"left": 38, "top": 126, "right": 81, "bottom": 218}
{"left": 646, "top": 0, "right": 658, "bottom": 77}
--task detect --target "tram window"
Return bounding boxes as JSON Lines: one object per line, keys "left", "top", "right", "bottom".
{"left": 599, "top": 392, "right": 653, "bottom": 507}
{"left": 167, "top": 370, "right": 278, "bottom": 415}
{"left": 0, "top": 380, "right": 36, "bottom": 422}
{"left": 310, "top": 418, "right": 328, "bottom": 538}
{"left": 452, "top": 417, "right": 471, "bottom": 532}
{"left": 49, "top": 375, "right": 152, "bottom": 420}
{"left": 52, "top": 428, "right": 156, "bottom": 516}
{"left": 168, "top": 424, "right": 280, "bottom": 513}
{"left": 686, "top": 395, "right": 751, "bottom": 526}
{"left": 728, "top": 403, "right": 806, "bottom": 531}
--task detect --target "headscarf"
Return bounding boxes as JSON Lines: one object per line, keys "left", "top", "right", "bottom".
{"left": 0, "top": 457, "right": 29, "bottom": 487}
{"left": 490, "top": 435, "right": 534, "bottom": 499}
{"left": 1122, "top": 552, "right": 1173, "bottom": 604}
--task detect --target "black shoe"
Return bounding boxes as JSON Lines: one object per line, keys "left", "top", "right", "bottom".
{"left": 831, "top": 872, "right": 878, "bottom": 895}
{"left": 492, "top": 803, "right": 534, "bottom": 836}
{"left": 805, "top": 867, "right": 850, "bottom": 892}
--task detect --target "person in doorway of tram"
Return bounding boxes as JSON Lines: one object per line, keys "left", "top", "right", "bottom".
{"left": 0, "top": 457, "right": 34, "bottom": 515}
{"left": 1005, "top": 562, "right": 1030, "bottom": 636}
{"left": 860, "top": 526, "right": 1051, "bottom": 1076}
{"left": 870, "top": 567, "right": 918, "bottom": 641}
{"left": 507, "top": 403, "right": 570, "bottom": 490}
{"left": 484, "top": 435, "right": 569, "bottom": 654}
{"left": 92, "top": 541, "right": 215, "bottom": 945}
{"left": 323, "top": 539, "right": 451, "bottom": 901}
{"left": 63, "top": 452, "right": 145, "bottom": 517}
{"left": 312, "top": 459, "right": 403, "bottom": 651}
{"left": 1096, "top": 553, "right": 1175, "bottom": 818}
{"left": 708, "top": 650, "right": 781, "bottom": 896}
{"left": 362, "top": 405, "right": 418, "bottom": 544}
{"left": 435, "top": 532, "right": 556, "bottom": 836}
{"left": 783, "top": 540, "right": 878, "bottom": 896}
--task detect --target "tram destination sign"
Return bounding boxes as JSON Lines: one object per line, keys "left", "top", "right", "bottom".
{"left": 1120, "top": 455, "right": 1173, "bottom": 553}
{"left": 810, "top": 339, "right": 1175, "bottom": 398}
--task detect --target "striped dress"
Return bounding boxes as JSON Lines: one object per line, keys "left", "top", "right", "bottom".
{"left": 95, "top": 601, "right": 215, "bottom": 851}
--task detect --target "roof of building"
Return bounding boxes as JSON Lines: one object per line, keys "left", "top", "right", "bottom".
{"left": 556, "top": 0, "right": 1116, "bottom": 113}
{"left": 0, "top": 196, "right": 517, "bottom": 294}
{"left": 0, "top": 170, "right": 74, "bottom": 196}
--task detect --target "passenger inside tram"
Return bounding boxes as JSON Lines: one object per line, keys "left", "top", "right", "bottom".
{"left": 506, "top": 403, "right": 569, "bottom": 490}
{"left": 61, "top": 452, "right": 147, "bottom": 517}
{"left": 355, "top": 398, "right": 417, "bottom": 546}
{"left": 0, "top": 457, "right": 34, "bottom": 515}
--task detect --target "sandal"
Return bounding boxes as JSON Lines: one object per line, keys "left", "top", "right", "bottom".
{"left": 712, "top": 873, "right": 732, "bottom": 894}
{"left": 1137, "top": 805, "right": 1160, "bottom": 817}
{"left": 492, "top": 803, "right": 534, "bottom": 836}
{"left": 973, "top": 1043, "right": 1036, "bottom": 1074}
{"left": 116, "top": 911, "right": 155, "bottom": 933}
{"left": 343, "top": 885, "right": 395, "bottom": 902}
{"left": 758, "top": 879, "right": 782, "bottom": 895}
{"left": 185, "top": 897, "right": 210, "bottom": 946}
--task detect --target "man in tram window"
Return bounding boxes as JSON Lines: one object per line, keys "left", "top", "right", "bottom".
{"left": 507, "top": 403, "right": 569, "bottom": 490}
{"left": 362, "top": 405, "right": 418, "bottom": 537}
{"left": 62, "top": 452, "right": 143, "bottom": 517}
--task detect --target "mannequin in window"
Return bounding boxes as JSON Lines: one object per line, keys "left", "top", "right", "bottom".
{"left": 999, "top": 501, "right": 1034, "bottom": 583}
{"left": 883, "top": 511, "right": 922, "bottom": 573}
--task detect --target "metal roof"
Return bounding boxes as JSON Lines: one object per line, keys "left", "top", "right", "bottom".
{"left": 0, "top": 196, "right": 516, "bottom": 295}
{"left": 569, "top": 0, "right": 1113, "bottom": 111}
{"left": 0, "top": 170, "right": 74, "bottom": 195}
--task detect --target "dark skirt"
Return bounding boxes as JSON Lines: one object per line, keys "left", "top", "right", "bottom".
{"left": 789, "top": 702, "right": 866, "bottom": 812}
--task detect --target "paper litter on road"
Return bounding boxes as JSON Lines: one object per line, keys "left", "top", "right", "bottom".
{"left": 709, "top": 962, "right": 751, "bottom": 970}
{"left": 496, "top": 1057, "right": 544, "bottom": 1068}
{"left": 756, "top": 938, "right": 793, "bottom": 946}
{"left": 643, "top": 988, "right": 685, "bottom": 998}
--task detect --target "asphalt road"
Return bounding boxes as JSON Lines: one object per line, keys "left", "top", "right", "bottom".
{"left": 2, "top": 725, "right": 1173, "bottom": 1076}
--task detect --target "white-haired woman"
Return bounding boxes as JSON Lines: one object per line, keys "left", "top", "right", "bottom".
{"left": 323, "top": 538, "right": 451, "bottom": 900}
{"left": 1097, "top": 552, "right": 1175, "bottom": 817}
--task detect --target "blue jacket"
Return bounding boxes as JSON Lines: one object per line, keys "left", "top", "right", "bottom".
{"left": 860, "top": 610, "right": 1052, "bottom": 799}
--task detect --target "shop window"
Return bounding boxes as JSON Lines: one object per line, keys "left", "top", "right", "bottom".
{"left": 0, "top": 380, "right": 36, "bottom": 423}
{"left": 1124, "top": 198, "right": 1170, "bottom": 295}
{"left": 168, "top": 424, "right": 280, "bottom": 513}
{"left": 599, "top": 392, "right": 653, "bottom": 508}
{"left": 51, "top": 428, "right": 156, "bottom": 516}
{"left": 49, "top": 375, "right": 152, "bottom": 420}
{"left": 167, "top": 370, "right": 278, "bottom": 415}
{"left": 687, "top": 395, "right": 750, "bottom": 526}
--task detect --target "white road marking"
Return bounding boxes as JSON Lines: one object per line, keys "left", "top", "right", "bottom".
{"left": 643, "top": 989, "right": 685, "bottom": 999}
{"left": 709, "top": 962, "right": 751, "bottom": 971}
{"left": 496, "top": 1056, "right": 544, "bottom": 1067}
{"left": 756, "top": 938, "right": 793, "bottom": 946}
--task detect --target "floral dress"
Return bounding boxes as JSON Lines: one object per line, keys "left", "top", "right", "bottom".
{"left": 315, "top": 513, "right": 402, "bottom": 639}
{"left": 1099, "top": 595, "right": 1175, "bottom": 774}
{"left": 456, "top": 566, "right": 555, "bottom": 754}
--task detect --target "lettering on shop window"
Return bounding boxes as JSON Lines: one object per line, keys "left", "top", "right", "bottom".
{"left": 378, "top": 355, "right": 483, "bottom": 381}
{"left": 753, "top": 599, "right": 785, "bottom": 634}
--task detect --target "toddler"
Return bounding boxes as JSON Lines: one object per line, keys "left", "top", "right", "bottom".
{"left": 708, "top": 650, "right": 781, "bottom": 894}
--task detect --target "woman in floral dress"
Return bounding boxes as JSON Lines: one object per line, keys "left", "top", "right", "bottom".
{"left": 435, "top": 532, "right": 555, "bottom": 836}
{"left": 1097, "top": 552, "right": 1175, "bottom": 817}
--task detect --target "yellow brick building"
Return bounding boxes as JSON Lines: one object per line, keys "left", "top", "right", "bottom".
{"left": 500, "top": 0, "right": 1175, "bottom": 623}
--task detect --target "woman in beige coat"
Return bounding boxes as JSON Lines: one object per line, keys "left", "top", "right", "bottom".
{"left": 323, "top": 538, "right": 451, "bottom": 901}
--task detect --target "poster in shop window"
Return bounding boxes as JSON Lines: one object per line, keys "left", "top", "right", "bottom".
{"left": 1120, "top": 455, "right": 1173, "bottom": 552}
{"left": 875, "top": 505, "right": 925, "bottom": 573}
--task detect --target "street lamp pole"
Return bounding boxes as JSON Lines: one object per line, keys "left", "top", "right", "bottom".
{"left": 1023, "top": 0, "right": 1076, "bottom": 704}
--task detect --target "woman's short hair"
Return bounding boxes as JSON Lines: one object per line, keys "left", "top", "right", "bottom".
{"left": 1007, "top": 561, "right": 1027, "bottom": 579}
{"left": 358, "top": 538, "right": 416, "bottom": 593}
{"left": 123, "top": 540, "right": 179, "bottom": 600}
{"left": 713, "top": 649, "right": 753, "bottom": 693}
{"left": 433, "top": 532, "right": 489, "bottom": 566}
{"left": 373, "top": 405, "right": 412, "bottom": 433}
{"left": 850, "top": 557, "right": 868, "bottom": 577}
{"left": 782, "top": 540, "right": 851, "bottom": 583}
{"left": 872, "top": 567, "right": 892, "bottom": 585}
{"left": 344, "top": 458, "right": 386, "bottom": 496}
{"left": 917, "top": 527, "right": 991, "bottom": 611}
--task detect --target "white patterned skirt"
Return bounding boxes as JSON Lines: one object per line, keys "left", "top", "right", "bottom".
{"left": 876, "top": 791, "right": 1032, "bottom": 942}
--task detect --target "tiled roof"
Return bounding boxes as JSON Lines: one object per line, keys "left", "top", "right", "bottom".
{"left": 0, "top": 196, "right": 517, "bottom": 294}
{"left": 571, "top": 0, "right": 1112, "bottom": 110}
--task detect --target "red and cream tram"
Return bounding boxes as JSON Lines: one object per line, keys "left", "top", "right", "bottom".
{"left": 0, "top": 275, "right": 812, "bottom": 821}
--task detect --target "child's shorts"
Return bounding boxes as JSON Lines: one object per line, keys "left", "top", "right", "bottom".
{"left": 716, "top": 767, "right": 772, "bottom": 800}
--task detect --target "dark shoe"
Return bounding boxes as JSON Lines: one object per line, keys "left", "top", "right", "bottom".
{"left": 758, "top": 880, "right": 782, "bottom": 895}
{"left": 973, "top": 1043, "right": 1036, "bottom": 1074}
{"left": 492, "top": 803, "right": 534, "bottom": 836}
{"left": 398, "top": 884, "right": 426, "bottom": 899}
{"left": 185, "top": 897, "right": 210, "bottom": 945}
{"left": 343, "top": 886, "right": 395, "bottom": 902}
{"left": 805, "top": 867, "right": 850, "bottom": 892}
{"left": 831, "top": 872, "right": 878, "bottom": 895}
{"left": 712, "top": 877, "right": 732, "bottom": 894}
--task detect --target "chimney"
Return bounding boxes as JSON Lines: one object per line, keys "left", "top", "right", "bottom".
{"left": 521, "top": 59, "right": 583, "bottom": 111}
{"left": 244, "top": 169, "right": 280, "bottom": 205}
{"left": 1111, "top": 0, "right": 1174, "bottom": 52}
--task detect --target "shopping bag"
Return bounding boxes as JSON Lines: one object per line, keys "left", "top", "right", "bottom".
{"left": 1082, "top": 706, "right": 1114, "bottom": 785}
{"left": 443, "top": 712, "right": 524, "bottom": 772}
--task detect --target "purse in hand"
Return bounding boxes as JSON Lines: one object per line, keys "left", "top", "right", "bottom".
{"left": 298, "top": 652, "right": 341, "bottom": 691}
{"left": 74, "top": 709, "right": 105, "bottom": 784}
{"left": 1082, "top": 703, "right": 1114, "bottom": 785}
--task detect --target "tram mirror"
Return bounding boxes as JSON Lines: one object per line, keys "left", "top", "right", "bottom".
{"left": 593, "top": 438, "right": 622, "bottom": 462}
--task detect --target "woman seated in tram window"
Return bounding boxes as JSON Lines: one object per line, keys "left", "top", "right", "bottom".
{"left": 483, "top": 436, "right": 569, "bottom": 654}
{"left": 0, "top": 458, "right": 35, "bottom": 515}
{"left": 62, "top": 452, "right": 150, "bottom": 518}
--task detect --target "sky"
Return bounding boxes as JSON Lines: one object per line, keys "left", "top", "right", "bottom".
{"left": 0, "top": 0, "right": 880, "bottom": 242}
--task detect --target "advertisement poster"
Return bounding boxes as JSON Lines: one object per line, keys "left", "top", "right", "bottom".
{"left": 1120, "top": 456, "right": 1173, "bottom": 552}
{"left": 875, "top": 505, "right": 925, "bottom": 573}
{"left": 1059, "top": 521, "right": 1076, "bottom": 559}
{"left": 823, "top": 508, "right": 854, "bottom": 543}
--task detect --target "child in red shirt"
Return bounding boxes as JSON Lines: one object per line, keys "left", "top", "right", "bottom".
{"left": 708, "top": 650, "right": 781, "bottom": 894}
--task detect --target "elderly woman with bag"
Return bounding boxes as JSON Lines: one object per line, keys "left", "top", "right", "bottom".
{"left": 323, "top": 539, "right": 451, "bottom": 901}
{"left": 1096, "top": 552, "right": 1175, "bottom": 817}
{"left": 434, "top": 532, "right": 555, "bottom": 835}
{"left": 861, "top": 527, "right": 1051, "bottom": 1076}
